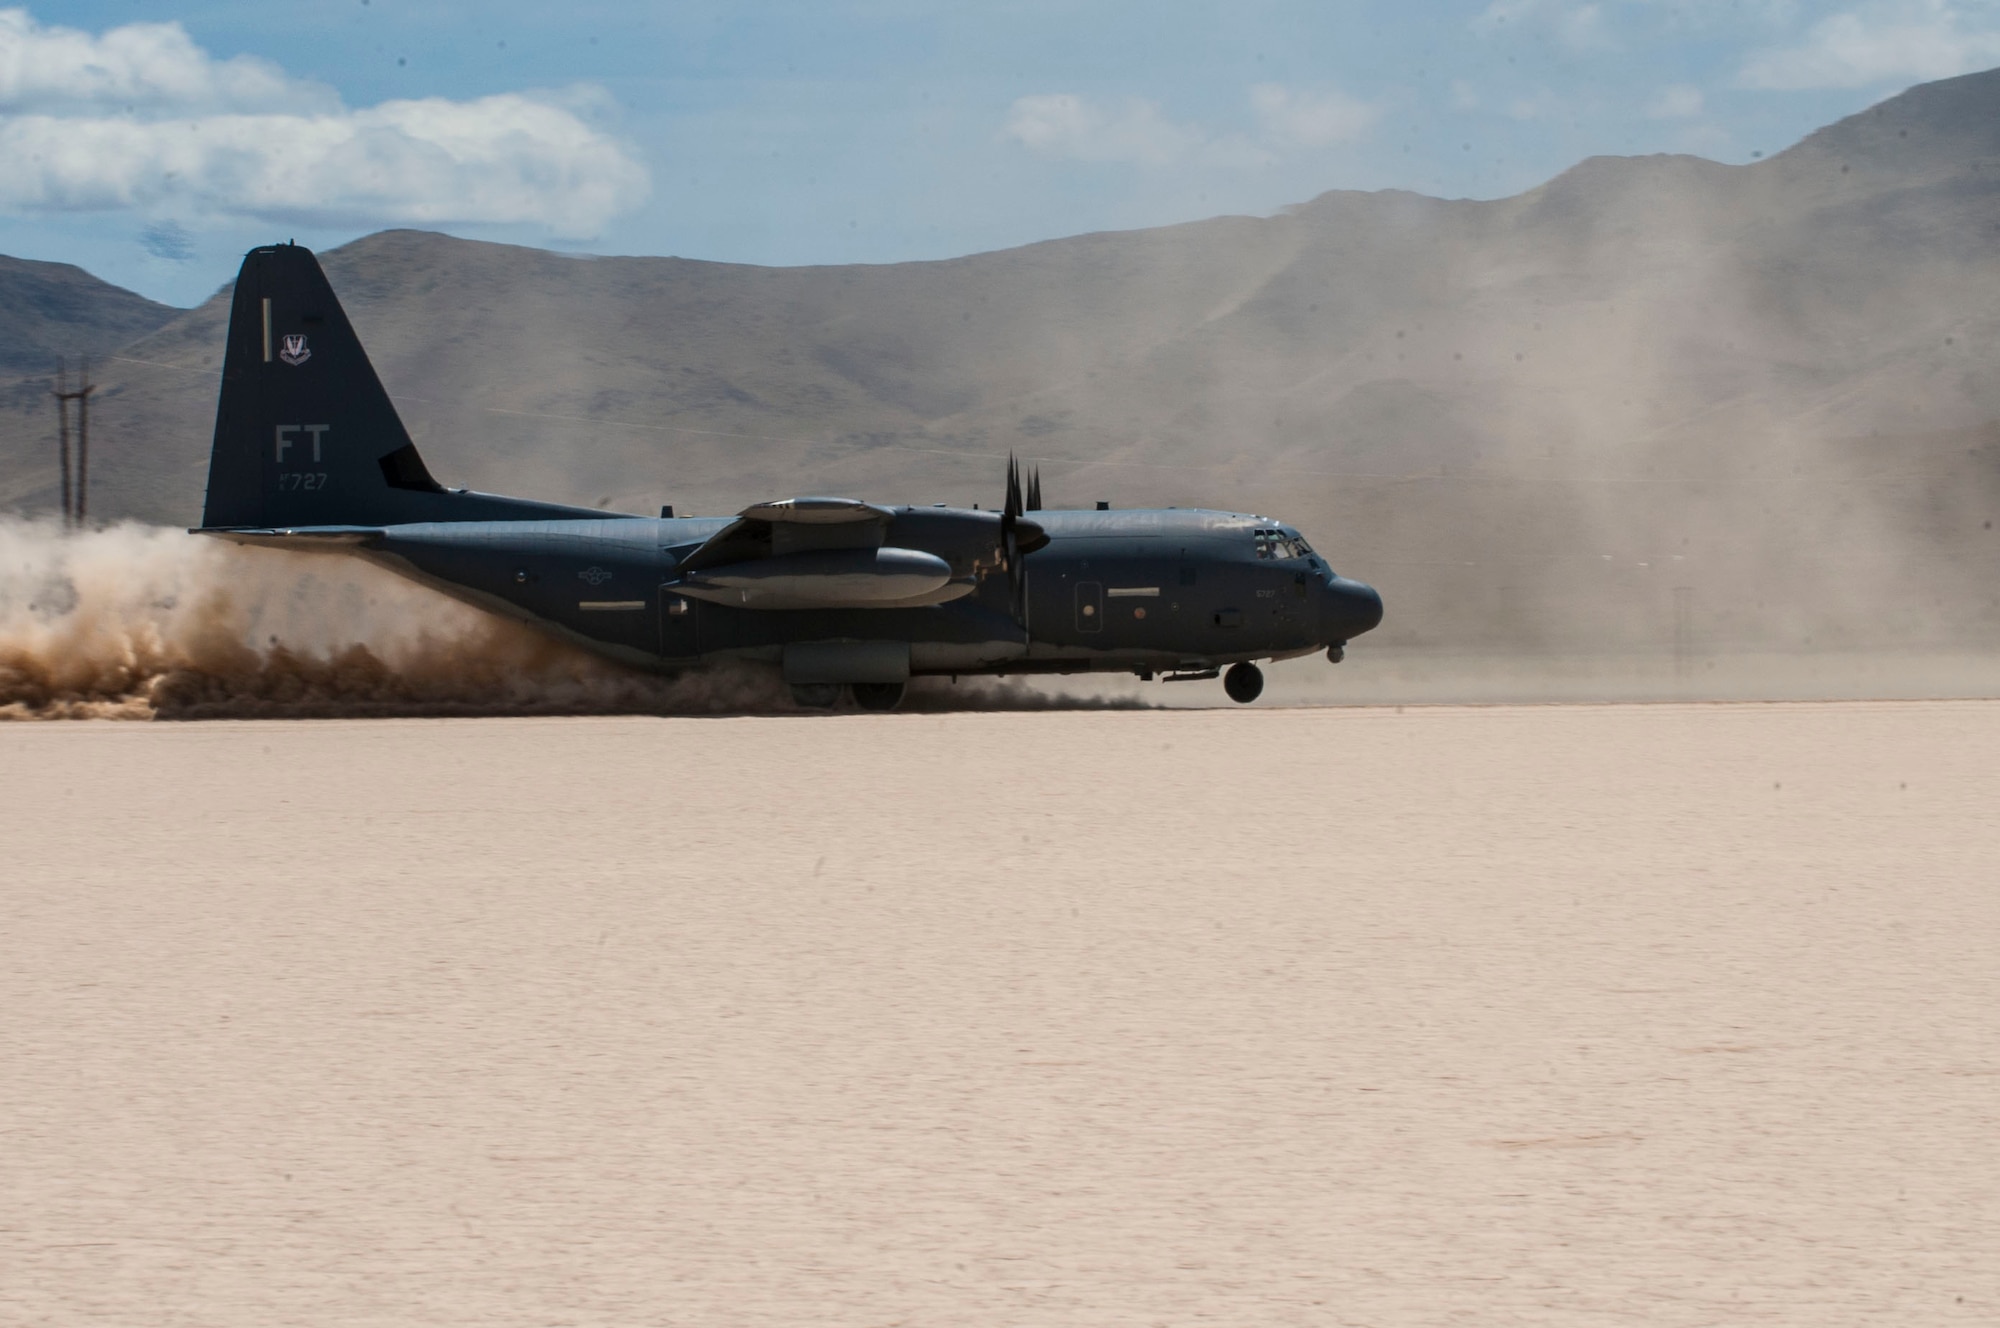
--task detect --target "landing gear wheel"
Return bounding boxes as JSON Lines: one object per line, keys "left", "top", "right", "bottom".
{"left": 1223, "top": 662, "right": 1264, "bottom": 705}
{"left": 790, "top": 683, "right": 843, "bottom": 710}
{"left": 851, "top": 682, "right": 906, "bottom": 712}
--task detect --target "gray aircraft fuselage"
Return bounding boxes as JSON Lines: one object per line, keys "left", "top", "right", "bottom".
{"left": 334, "top": 506, "right": 1384, "bottom": 679}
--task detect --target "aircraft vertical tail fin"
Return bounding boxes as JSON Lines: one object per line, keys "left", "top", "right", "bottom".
{"left": 200, "top": 243, "right": 604, "bottom": 530}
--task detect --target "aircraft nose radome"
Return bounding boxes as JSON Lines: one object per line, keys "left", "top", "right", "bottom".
{"left": 1323, "top": 576, "right": 1384, "bottom": 639}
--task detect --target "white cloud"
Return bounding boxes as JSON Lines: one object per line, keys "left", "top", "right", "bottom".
{"left": 1505, "top": 88, "right": 1566, "bottom": 120}
{"left": 0, "top": 7, "right": 301, "bottom": 112}
{"left": 1001, "top": 93, "right": 1211, "bottom": 165}
{"left": 1003, "top": 84, "right": 1373, "bottom": 167}
{"left": 1250, "top": 84, "right": 1376, "bottom": 146}
{"left": 1474, "top": 0, "right": 1551, "bottom": 26}
{"left": 1474, "top": 0, "right": 1618, "bottom": 50}
{"left": 0, "top": 9, "right": 647, "bottom": 234}
{"left": 0, "top": 97, "right": 648, "bottom": 234}
{"left": 1647, "top": 84, "right": 1707, "bottom": 118}
{"left": 1556, "top": 4, "right": 1616, "bottom": 51}
{"left": 1738, "top": 0, "right": 2000, "bottom": 89}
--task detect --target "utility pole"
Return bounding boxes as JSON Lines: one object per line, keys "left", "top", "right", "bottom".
{"left": 53, "top": 359, "right": 72, "bottom": 526}
{"left": 51, "top": 357, "right": 95, "bottom": 528}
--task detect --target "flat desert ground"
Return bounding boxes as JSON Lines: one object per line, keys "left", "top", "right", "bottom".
{"left": 3, "top": 702, "right": 1997, "bottom": 1326}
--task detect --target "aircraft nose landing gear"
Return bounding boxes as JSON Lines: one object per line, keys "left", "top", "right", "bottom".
{"left": 1223, "top": 661, "right": 1264, "bottom": 704}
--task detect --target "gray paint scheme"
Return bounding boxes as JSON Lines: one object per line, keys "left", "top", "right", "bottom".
{"left": 196, "top": 245, "right": 1382, "bottom": 702}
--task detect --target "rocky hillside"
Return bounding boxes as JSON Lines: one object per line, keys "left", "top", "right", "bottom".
{"left": 0, "top": 256, "right": 180, "bottom": 379}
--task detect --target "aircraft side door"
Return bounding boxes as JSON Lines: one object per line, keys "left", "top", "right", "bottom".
{"left": 1075, "top": 580, "right": 1104, "bottom": 634}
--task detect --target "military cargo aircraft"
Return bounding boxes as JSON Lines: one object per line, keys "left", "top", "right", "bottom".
{"left": 196, "top": 244, "right": 1382, "bottom": 709}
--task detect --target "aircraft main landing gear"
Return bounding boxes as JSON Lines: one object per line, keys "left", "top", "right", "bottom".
{"left": 851, "top": 682, "right": 906, "bottom": 712}
{"left": 1223, "top": 661, "right": 1264, "bottom": 704}
{"left": 790, "top": 683, "right": 842, "bottom": 709}
{"left": 788, "top": 682, "right": 906, "bottom": 711}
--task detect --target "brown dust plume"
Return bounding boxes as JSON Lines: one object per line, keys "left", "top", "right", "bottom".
{"left": 0, "top": 521, "right": 796, "bottom": 719}
{"left": 0, "top": 522, "right": 1146, "bottom": 718}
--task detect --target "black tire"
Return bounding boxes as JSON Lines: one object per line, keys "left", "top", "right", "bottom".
{"left": 851, "top": 682, "right": 905, "bottom": 712}
{"left": 1223, "top": 662, "right": 1264, "bottom": 704}
{"left": 790, "top": 682, "right": 843, "bottom": 709}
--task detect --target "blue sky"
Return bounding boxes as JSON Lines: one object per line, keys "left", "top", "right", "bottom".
{"left": 4, "top": 1, "right": 1998, "bottom": 306}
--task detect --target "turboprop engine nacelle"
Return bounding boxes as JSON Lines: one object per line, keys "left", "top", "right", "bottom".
{"left": 672, "top": 546, "right": 967, "bottom": 610}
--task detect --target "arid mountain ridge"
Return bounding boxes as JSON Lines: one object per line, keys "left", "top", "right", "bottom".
{"left": 0, "top": 256, "right": 178, "bottom": 377}
{"left": 5, "top": 68, "right": 2000, "bottom": 653}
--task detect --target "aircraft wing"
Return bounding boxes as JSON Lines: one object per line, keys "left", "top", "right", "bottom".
{"left": 677, "top": 497, "right": 892, "bottom": 571}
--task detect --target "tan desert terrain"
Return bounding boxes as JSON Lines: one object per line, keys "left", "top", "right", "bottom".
{"left": 3, "top": 702, "right": 1996, "bottom": 1325}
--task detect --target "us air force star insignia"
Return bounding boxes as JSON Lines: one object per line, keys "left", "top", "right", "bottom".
{"left": 578, "top": 566, "right": 613, "bottom": 585}
{"left": 278, "top": 333, "right": 311, "bottom": 366}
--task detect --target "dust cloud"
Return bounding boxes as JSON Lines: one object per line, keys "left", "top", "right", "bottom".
{"left": 0, "top": 520, "right": 782, "bottom": 719}
{"left": 903, "top": 674, "right": 1150, "bottom": 711}
{"left": 0, "top": 522, "right": 1141, "bottom": 719}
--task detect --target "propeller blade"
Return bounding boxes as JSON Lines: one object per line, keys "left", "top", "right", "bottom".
{"left": 1027, "top": 467, "right": 1042, "bottom": 511}
{"left": 1000, "top": 455, "right": 1028, "bottom": 626}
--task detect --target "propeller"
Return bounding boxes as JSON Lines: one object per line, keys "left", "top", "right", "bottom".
{"left": 991, "top": 456, "right": 1050, "bottom": 626}
{"left": 1001, "top": 455, "right": 1027, "bottom": 622}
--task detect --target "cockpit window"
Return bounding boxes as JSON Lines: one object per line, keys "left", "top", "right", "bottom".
{"left": 1253, "top": 528, "right": 1313, "bottom": 560}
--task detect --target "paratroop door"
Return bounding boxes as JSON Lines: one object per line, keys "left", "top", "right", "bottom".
{"left": 1075, "top": 580, "right": 1103, "bottom": 634}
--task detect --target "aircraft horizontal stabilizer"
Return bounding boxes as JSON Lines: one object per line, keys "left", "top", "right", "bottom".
{"left": 192, "top": 525, "right": 384, "bottom": 549}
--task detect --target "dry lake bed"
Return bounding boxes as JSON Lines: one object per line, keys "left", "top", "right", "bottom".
{"left": 3, "top": 702, "right": 1996, "bottom": 1325}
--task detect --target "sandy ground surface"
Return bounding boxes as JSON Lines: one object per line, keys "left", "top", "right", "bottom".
{"left": 1084, "top": 649, "right": 2000, "bottom": 707}
{"left": 3, "top": 702, "right": 1997, "bottom": 1326}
